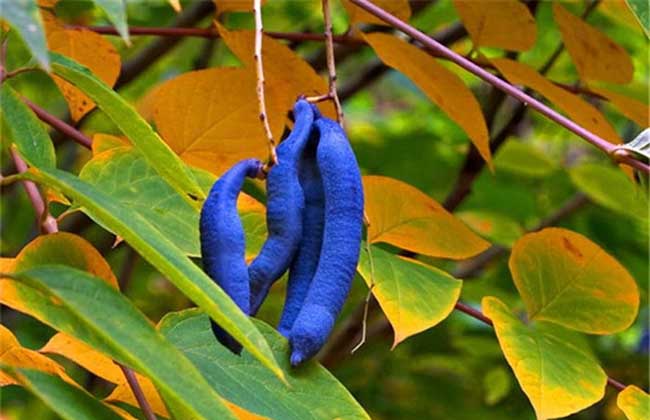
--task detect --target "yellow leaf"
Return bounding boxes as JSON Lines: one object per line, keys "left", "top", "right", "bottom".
{"left": 552, "top": 3, "right": 633, "bottom": 84}
{"left": 491, "top": 58, "right": 623, "bottom": 145}
{"left": 92, "top": 133, "right": 131, "bottom": 156}
{"left": 453, "top": 0, "right": 537, "bottom": 51}
{"left": 509, "top": 227, "right": 639, "bottom": 334}
{"left": 45, "top": 14, "right": 121, "bottom": 121}
{"left": 168, "top": 0, "right": 181, "bottom": 12}
{"left": 357, "top": 245, "right": 462, "bottom": 347}
{"left": 0, "top": 325, "right": 70, "bottom": 387}
{"left": 342, "top": 0, "right": 411, "bottom": 26}
{"left": 213, "top": 0, "right": 265, "bottom": 15}
{"left": 483, "top": 296, "right": 607, "bottom": 420}
{"left": 151, "top": 67, "right": 277, "bottom": 176}
{"left": 617, "top": 385, "right": 650, "bottom": 420}
{"left": 363, "top": 176, "right": 490, "bottom": 259}
{"left": 589, "top": 87, "right": 649, "bottom": 128}
{"left": 223, "top": 401, "right": 270, "bottom": 420}
{"left": 215, "top": 23, "right": 335, "bottom": 119}
{"left": 363, "top": 32, "right": 492, "bottom": 166}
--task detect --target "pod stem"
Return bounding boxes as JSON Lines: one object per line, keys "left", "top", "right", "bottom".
{"left": 321, "top": 0, "right": 344, "bottom": 127}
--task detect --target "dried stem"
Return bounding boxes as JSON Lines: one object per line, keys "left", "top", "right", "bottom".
{"left": 115, "top": 363, "right": 157, "bottom": 420}
{"left": 253, "top": 0, "right": 277, "bottom": 169}
{"left": 321, "top": 0, "right": 344, "bottom": 126}
{"left": 10, "top": 149, "right": 58, "bottom": 234}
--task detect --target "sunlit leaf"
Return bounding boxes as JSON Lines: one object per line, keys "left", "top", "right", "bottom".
{"left": 44, "top": 14, "right": 121, "bottom": 121}
{"left": 570, "top": 162, "right": 648, "bottom": 220}
{"left": 13, "top": 265, "right": 237, "bottom": 420}
{"left": 491, "top": 58, "right": 623, "bottom": 145}
{"left": 483, "top": 296, "right": 607, "bottom": 420}
{"left": 617, "top": 385, "right": 650, "bottom": 420}
{"left": 0, "top": 85, "right": 56, "bottom": 168}
{"left": 589, "top": 87, "right": 649, "bottom": 127}
{"left": 553, "top": 3, "right": 633, "bottom": 84}
{"left": 158, "top": 308, "right": 370, "bottom": 420}
{"left": 364, "top": 32, "right": 492, "bottom": 166}
{"left": 49, "top": 53, "right": 205, "bottom": 205}
{"left": 363, "top": 175, "right": 490, "bottom": 259}
{"left": 1, "top": 0, "right": 50, "bottom": 69}
{"left": 456, "top": 210, "right": 523, "bottom": 247}
{"left": 509, "top": 227, "right": 639, "bottom": 334}
{"left": 168, "top": 0, "right": 181, "bottom": 12}
{"left": 213, "top": 0, "right": 265, "bottom": 15}
{"left": 493, "top": 140, "right": 557, "bottom": 178}
{"left": 357, "top": 245, "right": 462, "bottom": 347}
{"left": 342, "top": 0, "right": 411, "bottom": 26}
{"left": 453, "top": 0, "right": 537, "bottom": 51}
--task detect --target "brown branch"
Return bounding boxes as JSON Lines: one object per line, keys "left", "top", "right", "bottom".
{"left": 115, "top": 363, "right": 157, "bottom": 420}
{"left": 22, "top": 99, "right": 92, "bottom": 149}
{"left": 321, "top": 0, "right": 344, "bottom": 126}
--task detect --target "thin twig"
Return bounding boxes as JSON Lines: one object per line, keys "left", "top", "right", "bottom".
{"left": 10, "top": 149, "right": 58, "bottom": 234}
{"left": 321, "top": 0, "right": 344, "bottom": 126}
{"left": 253, "top": 0, "right": 277, "bottom": 169}
{"left": 351, "top": 237, "right": 377, "bottom": 354}
{"left": 347, "top": 0, "right": 649, "bottom": 173}
{"left": 115, "top": 363, "right": 157, "bottom": 420}
{"left": 22, "top": 98, "right": 92, "bottom": 149}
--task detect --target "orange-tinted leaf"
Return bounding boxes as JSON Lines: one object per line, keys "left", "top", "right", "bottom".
{"left": 364, "top": 32, "right": 492, "bottom": 166}
{"left": 168, "top": 0, "right": 181, "bottom": 12}
{"left": 0, "top": 325, "right": 70, "bottom": 386}
{"left": 483, "top": 296, "right": 607, "bottom": 420}
{"left": 509, "top": 227, "right": 639, "bottom": 334}
{"left": 223, "top": 401, "right": 270, "bottom": 420}
{"left": 213, "top": 0, "right": 265, "bottom": 14}
{"left": 215, "top": 23, "right": 335, "bottom": 118}
{"left": 491, "top": 58, "right": 623, "bottom": 145}
{"left": 552, "top": 3, "right": 633, "bottom": 84}
{"left": 151, "top": 68, "right": 276, "bottom": 176}
{"left": 92, "top": 133, "right": 130, "bottom": 156}
{"left": 590, "top": 87, "right": 649, "bottom": 127}
{"left": 45, "top": 14, "right": 121, "bottom": 121}
{"left": 453, "top": 0, "right": 537, "bottom": 51}
{"left": 363, "top": 176, "right": 490, "bottom": 259}
{"left": 342, "top": 0, "right": 411, "bottom": 26}
{"left": 617, "top": 385, "right": 649, "bottom": 420}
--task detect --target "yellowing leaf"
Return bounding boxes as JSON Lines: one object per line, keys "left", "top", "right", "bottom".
{"left": 168, "top": 0, "right": 181, "bottom": 12}
{"left": 45, "top": 15, "right": 121, "bottom": 121}
{"left": 491, "top": 58, "right": 623, "bottom": 145}
{"left": 363, "top": 176, "right": 490, "bottom": 259}
{"left": 223, "top": 401, "right": 270, "bottom": 420}
{"left": 342, "top": 0, "right": 411, "bottom": 26}
{"left": 357, "top": 246, "right": 462, "bottom": 347}
{"left": 617, "top": 385, "right": 650, "bottom": 420}
{"left": 0, "top": 325, "right": 70, "bottom": 387}
{"left": 213, "top": 0, "right": 265, "bottom": 14}
{"left": 590, "top": 87, "right": 649, "bottom": 127}
{"left": 215, "top": 23, "right": 335, "bottom": 119}
{"left": 363, "top": 32, "right": 492, "bottom": 166}
{"left": 483, "top": 296, "right": 607, "bottom": 420}
{"left": 552, "top": 3, "right": 633, "bottom": 84}
{"left": 151, "top": 68, "right": 275, "bottom": 176}
{"left": 509, "top": 227, "right": 639, "bottom": 334}
{"left": 92, "top": 133, "right": 130, "bottom": 156}
{"left": 453, "top": 0, "right": 537, "bottom": 51}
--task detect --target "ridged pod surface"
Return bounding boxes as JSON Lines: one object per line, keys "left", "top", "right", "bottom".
{"left": 200, "top": 158, "right": 262, "bottom": 353}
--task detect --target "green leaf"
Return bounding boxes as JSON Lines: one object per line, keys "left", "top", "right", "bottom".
{"left": 456, "top": 210, "right": 523, "bottom": 247}
{"left": 79, "top": 146, "right": 267, "bottom": 258}
{"left": 23, "top": 166, "right": 284, "bottom": 381}
{"left": 625, "top": 0, "right": 650, "bottom": 37}
{"left": 357, "top": 245, "right": 462, "bottom": 347}
{"left": 13, "top": 265, "right": 236, "bottom": 420}
{"left": 90, "top": 0, "right": 130, "bottom": 43}
{"left": 570, "top": 163, "right": 648, "bottom": 221}
{"left": 0, "top": 85, "right": 56, "bottom": 168}
{"left": 159, "top": 308, "right": 370, "bottom": 420}
{"left": 509, "top": 227, "right": 639, "bottom": 334}
{"left": 8, "top": 368, "right": 122, "bottom": 420}
{"left": 0, "top": 0, "right": 50, "bottom": 70}
{"left": 493, "top": 141, "right": 557, "bottom": 178}
{"left": 482, "top": 296, "right": 607, "bottom": 420}
{"left": 49, "top": 53, "right": 205, "bottom": 206}
{"left": 618, "top": 385, "right": 650, "bottom": 420}
{"left": 483, "top": 366, "right": 511, "bottom": 406}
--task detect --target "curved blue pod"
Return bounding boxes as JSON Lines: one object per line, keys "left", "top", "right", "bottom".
{"left": 200, "top": 158, "right": 262, "bottom": 354}
{"left": 248, "top": 99, "right": 315, "bottom": 315}
{"left": 277, "top": 128, "right": 325, "bottom": 337}
{"left": 288, "top": 118, "right": 364, "bottom": 366}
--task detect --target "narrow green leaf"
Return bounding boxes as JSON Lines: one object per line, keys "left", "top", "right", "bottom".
{"left": 0, "top": 85, "right": 56, "bottom": 168}
{"left": 49, "top": 53, "right": 205, "bottom": 205}
{"left": 159, "top": 308, "right": 370, "bottom": 420}
{"left": 8, "top": 368, "right": 123, "bottom": 420}
{"left": 23, "top": 166, "right": 285, "bottom": 382}
{"left": 0, "top": 0, "right": 50, "bottom": 70}
{"left": 625, "top": 0, "right": 650, "bottom": 37}
{"left": 90, "top": 0, "right": 130, "bottom": 43}
{"left": 13, "top": 265, "right": 236, "bottom": 420}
